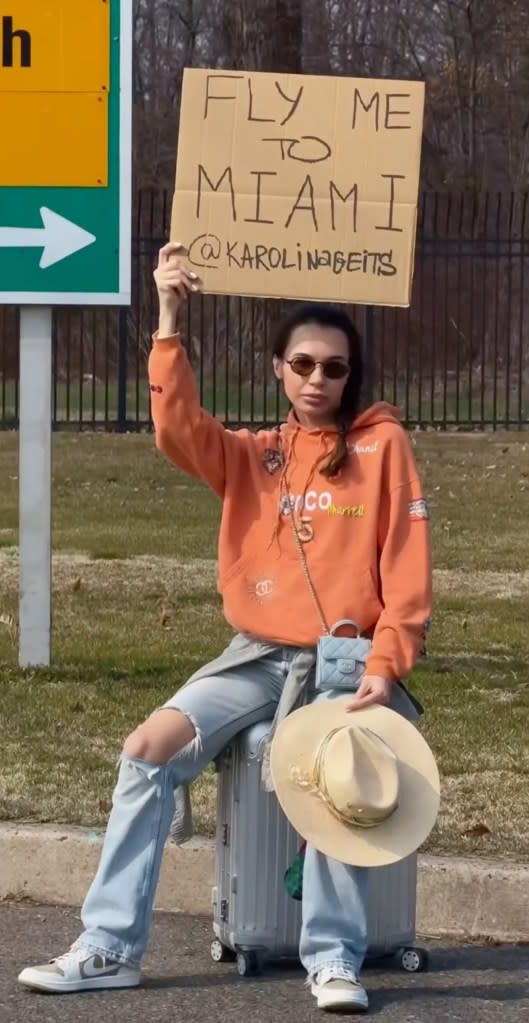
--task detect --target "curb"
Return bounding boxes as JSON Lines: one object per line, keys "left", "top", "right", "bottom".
{"left": 1, "top": 823, "right": 528, "bottom": 943}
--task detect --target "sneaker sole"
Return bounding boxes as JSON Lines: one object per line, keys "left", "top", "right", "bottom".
{"left": 317, "top": 1004, "right": 368, "bottom": 1015}
{"left": 311, "top": 984, "right": 368, "bottom": 1014}
{"left": 18, "top": 969, "right": 141, "bottom": 994}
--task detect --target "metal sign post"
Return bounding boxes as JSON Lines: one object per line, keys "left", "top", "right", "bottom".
{"left": 19, "top": 308, "right": 52, "bottom": 666}
{"left": 0, "top": 1, "right": 132, "bottom": 666}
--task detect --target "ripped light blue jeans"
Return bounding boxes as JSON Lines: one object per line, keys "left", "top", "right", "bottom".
{"left": 77, "top": 646, "right": 370, "bottom": 981}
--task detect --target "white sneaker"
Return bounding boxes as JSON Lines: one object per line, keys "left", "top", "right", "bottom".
{"left": 18, "top": 946, "right": 141, "bottom": 993}
{"left": 311, "top": 972, "right": 369, "bottom": 1013}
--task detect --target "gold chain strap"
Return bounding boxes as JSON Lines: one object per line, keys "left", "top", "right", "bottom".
{"left": 281, "top": 474, "right": 330, "bottom": 636}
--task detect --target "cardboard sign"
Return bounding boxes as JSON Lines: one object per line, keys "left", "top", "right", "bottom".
{"left": 172, "top": 69, "right": 425, "bottom": 307}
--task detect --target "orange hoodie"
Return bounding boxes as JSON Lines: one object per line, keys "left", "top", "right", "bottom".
{"left": 149, "top": 333, "right": 432, "bottom": 681}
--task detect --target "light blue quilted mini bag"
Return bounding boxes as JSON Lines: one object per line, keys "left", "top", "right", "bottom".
{"left": 316, "top": 618, "right": 372, "bottom": 693}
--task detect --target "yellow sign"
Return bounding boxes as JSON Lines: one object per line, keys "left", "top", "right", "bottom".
{"left": 173, "top": 69, "right": 425, "bottom": 307}
{"left": 0, "top": 2, "right": 110, "bottom": 187}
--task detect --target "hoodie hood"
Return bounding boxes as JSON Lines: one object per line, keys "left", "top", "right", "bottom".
{"left": 351, "top": 401, "right": 402, "bottom": 431}
{"left": 283, "top": 401, "right": 402, "bottom": 440}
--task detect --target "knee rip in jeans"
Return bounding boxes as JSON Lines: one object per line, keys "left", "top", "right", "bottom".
{"left": 121, "top": 710, "right": 203, "bottom": 766}
{"left": 115, "top": 754, "right": 164, "bottom": 784}
{"left": 168, "top": 710, "right": 203, "bottom": 764}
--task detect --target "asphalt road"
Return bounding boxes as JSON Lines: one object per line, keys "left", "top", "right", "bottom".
{"left": 1, "top": 903, "right": 528, "bottom": 1023}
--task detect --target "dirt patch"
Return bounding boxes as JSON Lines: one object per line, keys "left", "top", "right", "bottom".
{"left": 3, "top": 552, "right": 528, "bottom": 601}
{"left": 434, "top": 568, "right": 529, "bottom": 599}
{"left": 0, "top": 552, "right": 218, "bottom": 596}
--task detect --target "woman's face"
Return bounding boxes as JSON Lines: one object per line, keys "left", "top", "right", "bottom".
{"left": 273, "top": 323, "right": 351, "bottom": 429}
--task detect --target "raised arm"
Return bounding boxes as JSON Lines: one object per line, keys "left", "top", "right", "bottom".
{"left": 149, "top": 244, "right": 249, "bottom": 497}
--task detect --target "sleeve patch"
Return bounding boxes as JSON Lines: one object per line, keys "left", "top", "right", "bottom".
{"left": 409, "top": 498, "right": 430, "bottom": 521}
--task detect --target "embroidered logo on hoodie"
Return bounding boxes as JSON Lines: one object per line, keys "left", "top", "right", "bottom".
{"left": 247, "top": 576, "right": 276, "bottom": 604}
{"left": 347, "top": 441, "right": 380, "bottom": 455}
{"left": 279, "top": 491, "right": 333, "bottom": 515}
{"left": 262, "top": 448, "right": 283, "bottom": 475}
{"left": 328, "top": 503, "right": 365, "bottom": 518}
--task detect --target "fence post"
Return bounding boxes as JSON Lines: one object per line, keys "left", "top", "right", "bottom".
{"left": 117, "top": 308, "right": 128, "bottom": 432}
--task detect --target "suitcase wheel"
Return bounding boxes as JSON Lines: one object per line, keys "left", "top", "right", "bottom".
{"left": 399, "top": 947, "right": 429, "bottom": 973}
{"left": 210, "top": 939, "right": 236, "bottom": 963}
{"left": 236, "top": 950, "right": 262, "bottom": 977}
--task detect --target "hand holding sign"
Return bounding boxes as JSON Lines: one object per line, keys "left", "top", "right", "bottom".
{"left": 154, "top": 243, "right": 201, "bottom": 336}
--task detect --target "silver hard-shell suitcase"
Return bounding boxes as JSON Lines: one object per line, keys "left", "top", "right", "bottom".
{"left": 211, "top": 721, "right": 428, "bottom": 977}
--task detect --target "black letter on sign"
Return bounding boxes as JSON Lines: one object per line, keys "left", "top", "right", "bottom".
{"left": 262, "top": 136, "right": 331, "bottom": 164}
{"left": 197, "top": 166, "right": 237, "bottom": 222}
{"left": 275, "top": 82, "right": 304, "bottom": 125}
{"left": 2, "top": 16, "right": 31, "bottom": 67}
{"left": 352, "top": 89, "right": 380, "bottom": 131}
{"left": 385, "top": 94, "right": 412, "bottom": 130}
{"left": 285, "top": 175, "right": 318, "bottom": 232}
{"left": 262, "top": 137, "right": 295, "bottom": 161}
{"left": 375, "top": 174, "right": 405, "bottom": 233}
{"left": 329, "top": 182, "right": 358, "bottom": 232}
{"left": 244, "top": 171, "right": 277, "bottom": 224}
{"left": 204, "top": 74, "right": 244, "bottom": 119}
{"left": 248, "top": 78, "right": 275, "bottom": 123}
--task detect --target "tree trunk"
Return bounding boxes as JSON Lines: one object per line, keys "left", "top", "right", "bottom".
{"left": 221, "top": 0, "right": 302, "bottom": 72}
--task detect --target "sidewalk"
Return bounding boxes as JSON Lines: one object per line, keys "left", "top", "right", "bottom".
{"left": 1, "top": 823, "right": 529, "bottom": 943}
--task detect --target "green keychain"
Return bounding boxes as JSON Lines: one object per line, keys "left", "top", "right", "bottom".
{"left": 284, "top": 841, "right": 307, "bottom": 901}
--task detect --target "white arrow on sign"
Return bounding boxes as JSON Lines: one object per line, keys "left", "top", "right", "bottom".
{"left": 0, "top": 207, "right": 96, "bottom": 269}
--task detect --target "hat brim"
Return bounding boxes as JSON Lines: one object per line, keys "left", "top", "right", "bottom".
{"left": 270, "top": 699, "right": 440, "bottom": 867}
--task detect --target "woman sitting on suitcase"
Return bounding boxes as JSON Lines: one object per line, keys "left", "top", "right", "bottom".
{"left": 19, "top": 243, "right": 435, "bottom": 1013}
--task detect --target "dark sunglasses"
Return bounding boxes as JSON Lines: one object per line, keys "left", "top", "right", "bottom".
{"left": 285, "top": 355, "right": 350, "bottom": 380}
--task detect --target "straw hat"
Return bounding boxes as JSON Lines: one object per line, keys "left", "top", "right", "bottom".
{"left": 270, "top": 699, "right": 440, "bottom": 867}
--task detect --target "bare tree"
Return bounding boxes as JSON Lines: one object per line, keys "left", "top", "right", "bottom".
{"left": 219, "top": 0, "right": 302, "bottom": 72}
{"left": 130, "top": 0, "right": 529, "bottom": 191}
{"left": 133, "top": 1, "right": 207, "bottom": 186}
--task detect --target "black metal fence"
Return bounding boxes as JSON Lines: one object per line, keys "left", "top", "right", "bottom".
{"left": 1, "top": 191, "right": 528, "bottom": 431}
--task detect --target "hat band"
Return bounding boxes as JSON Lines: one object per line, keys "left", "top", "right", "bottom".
{"left": 313, "top": 729, "right": 398, "bottom": 831}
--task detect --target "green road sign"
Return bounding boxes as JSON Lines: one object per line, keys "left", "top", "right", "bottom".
{"left": 0, "top": 1, "right": 132, "bottom": 305}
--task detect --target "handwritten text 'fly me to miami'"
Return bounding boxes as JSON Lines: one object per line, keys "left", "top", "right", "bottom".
{"left": 172, "top": 70, "right": 425, "bottom": 306}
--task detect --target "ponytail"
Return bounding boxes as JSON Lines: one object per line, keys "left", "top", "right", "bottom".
{"left": 319, "top": 420, "right": 349, "bottom": 478}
